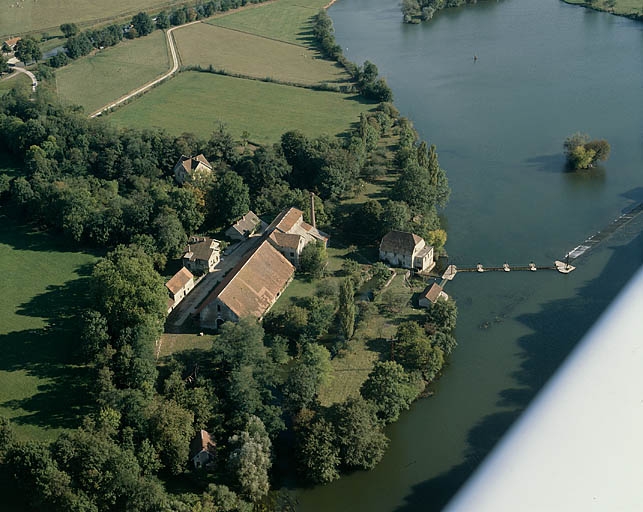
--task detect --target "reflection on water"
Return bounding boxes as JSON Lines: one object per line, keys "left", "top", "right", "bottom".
{"left": 296, "top": 0, "right": 643, "bottom": 510}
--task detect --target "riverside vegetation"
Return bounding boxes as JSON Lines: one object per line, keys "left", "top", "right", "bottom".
{"left": 0, "top": 2, "right": 456, "bottom": 511}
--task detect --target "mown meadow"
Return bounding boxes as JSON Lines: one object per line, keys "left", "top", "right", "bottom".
{"left": 108, "top": 71, "right": 373, "bottom": 144}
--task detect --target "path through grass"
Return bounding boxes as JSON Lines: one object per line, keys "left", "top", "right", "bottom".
{"left": 55, "top": 30, "right": 169, "bottom": 114}
{"left": 0, "top": 214, "right": 97, "bottom": 442}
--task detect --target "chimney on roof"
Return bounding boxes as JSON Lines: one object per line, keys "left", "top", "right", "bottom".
{"left": 310, "top": 192, "right": 316, "bottom": 229}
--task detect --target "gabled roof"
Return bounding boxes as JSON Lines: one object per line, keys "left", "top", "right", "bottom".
{"left": 197, "top": 240, "right": 294, "bottom": 319}
{"left": 4, "top": 37, "right": 21, "bottom": 48}
{"left": 269, "top": 231, "right": 301, "bottom": 250}
{"left": 421, "top": 283, "right": 444, "bottom": 303}
{"left": 184, "top": 237, "right": 219, "bottom": 263}
{"left": 175, "top": 154, "right": 213, "bottom": 174}
{"left": 380, "top": 230, "right": 424, "bottom": 255}
{"left": 166, "top": 267, "right": 194, "bottom": 294}
{"left": 228, "top": 211, "right": 261, "bottom": 235}
{"left": 189, "top": 429, "right": 216, "bottom": 459}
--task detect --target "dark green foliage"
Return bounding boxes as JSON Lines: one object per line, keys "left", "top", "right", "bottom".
{"left": 59, "top": 23, "right": 79, "bottom": 38}
{"left": 146, "top": 397, "right": 194, "bottom": 475}
{"left": 0, "top": 54, "right": 10, "bottom": 74}
{"left": 371, "top": 261, "right": 392, "bottom": 290}
{"left": 426, "top": 297, "right": 458, "bottom": 333}
{"left": 360, "top": 361, "right": 420, "bottom": 423}
{"left": 132, "top": 12, "right": 155, "bottom": 37}
{"left": 328, "top": 396, "right": 388, "bottom": 470}
{"left": 0, "top": 417, "right": 15, "bottom": 462}
{"left": 14, "top": 36, "right": 41, "bottom": 64}
{"left": 337, "top": 277, "right": 356, "bottom": 340}
{"left": 207, "top": 170, "right": 250, "bottom": 228}
{"left": 48, "top": 51, "right": 69, "bottom": 68}
{"left": 64, "top": 33, "right": 93, "bottom": 59}
{"left": 155, "top": 11, "right": 171, "bottom": 30}
{"left": 402, "top": 0, "right": 478, "bottom": 23}
{"left": 395, "top": 321, "right": 445, "bottom": 381}
{"left": 299, "top": 241, "right": 327, "bottom": 278}
{"left": 296, "top": 414, "right": 340, "bottom": 484}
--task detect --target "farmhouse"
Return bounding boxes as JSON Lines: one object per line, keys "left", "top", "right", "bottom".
{"left": 2, "top": 37, "right": 21, "bottom": 52}
{"left": 166, "top": 267, "right": 195, "bottom": 313}
{"left": 266, "top": 207, "right": 328, "bottom": 267}
{"left": 225, "top": 210, "right": 265, "bottom": 241}
{"left": 173, "top": 154, "right": 213, "bottom": 185}
{"left": 379, "top": 230, "right": 435, "bottom": 272}
{"left": 182, "top": 236, "right": 220, "bottom": 274}
{"left": 419, "top": 283, "right": 448, "bottom": 308}
{"left": 197, "top": 239, "right": 294, "bottom": 329}
{"left": 189, "top": 429, "right": 216, "bottom": 469}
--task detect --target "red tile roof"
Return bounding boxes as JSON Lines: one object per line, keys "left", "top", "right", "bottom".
{"left": 166, "top": 267, "right": 194, "bottom": 294}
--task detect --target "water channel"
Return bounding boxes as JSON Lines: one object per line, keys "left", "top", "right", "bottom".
{"left": 297, "top": 0, "right": 643, "bottom": 510}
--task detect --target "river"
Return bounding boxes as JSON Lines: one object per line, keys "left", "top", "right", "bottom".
{"left": 296, "top": 0, "right": 643, "bottom": 510}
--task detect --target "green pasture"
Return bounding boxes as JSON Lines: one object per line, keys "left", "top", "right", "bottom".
{"left": 0, "top": 214, "right": 97, "bottom": 442}
{"left": 108, "top": 71, "right": 373, "bottom": 145}
{"left": 564, "top": 0, "right": 642, "bottom": 16}
{"left": 174, "top": 22, "right": 350, "bottom": 87}
{"left": 209, "top": 0, "right": 329, "bottom": 46}
{"left": 0, "top": 72, "right": 30, "bottom": 97}
{"left": 55, "top": 30, "right": 169, "bottom": 114}
{"left": 0, "top": 0, "right": 187, "bottom": 39}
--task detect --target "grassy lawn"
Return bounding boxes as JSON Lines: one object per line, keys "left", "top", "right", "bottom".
{"left": 0, "top": 0, "right": 189, "bottom": 38}
{"left": 55, "top": 30, "right": 169, "bottom": 114}
{"left": 210, "top": 0, "right": 329, "bottom": 46}
{"left": 108, "top": 71, "right": 373, "bottom": 145}
{"left": 174, "top": 22, "right": 350, "bottom": 87}
{"left": 158, "top": 332, "right": 213, "bottom": 359}
{"left": 563, "top": 0, "right": 643, "bottom": 16}
{"left": 0, "top": 213, "right": 98, "bottom": 442}
{"left": 0, "top": 72, "right": 31, "bottom": 97}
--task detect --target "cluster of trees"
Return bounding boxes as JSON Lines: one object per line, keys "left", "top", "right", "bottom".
{"left": 14, "top": 36, "right": 42, "bottom": 64}
{"left": 51, "top": 0, "right": 271, "bottom": 68}
{"left": 563, "top": 132, "right": 611, "bottom": 170}
{"left": 312, "top": 10, "right": 393, "bottom": 102}
{"left": 401, "top": 0, "right": 479, "bottom": 23}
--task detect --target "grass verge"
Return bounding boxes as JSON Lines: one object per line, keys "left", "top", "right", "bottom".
{"left": 0, "top": 73, "right": 31, "bottom": 97}
{"left": 563, "top": 0, "right": 643, "bottom": 17}
{"left": 54, "top": 30, "right": 169, "bottom": 114}
{"left": 0, "top": 213, "right": 98, "bottom": 442}
{"left": 107, "top": 71, "right": 373, "bottom": 145}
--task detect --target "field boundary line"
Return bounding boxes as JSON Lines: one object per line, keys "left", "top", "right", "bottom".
{"left": 204, "top": 22, "right": 309, "bottom": 48}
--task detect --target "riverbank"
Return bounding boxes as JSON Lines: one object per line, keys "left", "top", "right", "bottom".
{"left": 562, "top": 0, "right": 643, "bottom": 19}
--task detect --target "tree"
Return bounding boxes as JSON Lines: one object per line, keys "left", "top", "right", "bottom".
{"left": 426, "top": 297, "right": 457, "bottom": 333}
{"left": 59, "top": 23, "right": 78, "bottom": 38}
{"left": 207, "top": 170, "right": 250, "bottom": 228}
{"left": 64, "top": 33, "right": 93, "bottom": 59}
{"left": 337, "top": 277, "right": 356, "bottom": 340}
{"left": 155, "top": 11, "right": 171, "bottom": 30}
{"left": 227, "top": 416, "right": 272, "bottom": 502}
{"left": 0, "top": 416, "right": 15, "bottom": 461}
{"left": 296, "top": 415, "right": 340, "bottom": 483}
{"left": 147, "top": 397, "right": 195, "bottom": 475}
{"left": 564, "top": 132, "right": 610, "bottom": 170}
{"left": 360, "top": 361, "right": 420, "bottom": 423}
{"left": 395, "top": 321, "right": 444, "bottom": 381}
{"left": 132, "top": 12, "right": 154, "bottom": 37}
{"left": 299, "top": 241, "right": 327, "bottom": 278}
{"left": 91, "top": 244, "right": 167, "bottom": 334}
{"left": 328, "top": 396, "right": 388, "bottom": 470}
{"left": 0, "top": 54, "right": 9, "bottom": 74}
{"left": 14, "top": 36, "right": 41, "bottom": 64}
{"left": 426, "top": 228, "right": 447, "bottom": 250}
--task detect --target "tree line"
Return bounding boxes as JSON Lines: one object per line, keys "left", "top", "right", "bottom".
{"left": 401, "top": 0, "right": 480, "bottom": 23}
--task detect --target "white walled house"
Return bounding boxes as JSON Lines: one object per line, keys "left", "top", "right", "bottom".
{"left": 166, "top": 267, "right": 195, "bottom": 313}
{"left": 182, "top": 237, "right": 220, "bottom": 274}
{"left": 379, "top": 230, "right": 435, "bottom": 272}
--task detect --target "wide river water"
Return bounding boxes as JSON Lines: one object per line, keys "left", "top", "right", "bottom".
{"left": 296, "top": 0, "right": 643, "bottom": 510}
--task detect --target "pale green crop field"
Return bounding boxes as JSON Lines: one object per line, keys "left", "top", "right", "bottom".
{"left": 564, "top": 0, "right": 642, "bottom": 16}
{"left": 108, "top": 71, "right": 373, "bottom": 144}
{"left": 0, "top": 72, "right": 31, "bottom": 96}
{"left": 55, "top": 30, "right": 169, "bottom": 114}
{"left": 209, "top": 0, "right": 329, "bottom": 46}
{"left": 174, "top": 22, "right": 350, "bottom": 86}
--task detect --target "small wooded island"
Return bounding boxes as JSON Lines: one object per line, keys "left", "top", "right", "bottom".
{"left": 564, "top": 133, "right": 611, "bottom": 170}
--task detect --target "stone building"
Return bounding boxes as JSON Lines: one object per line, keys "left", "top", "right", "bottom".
{"left": 379, "top": 230, "right": 435, "bottom": 272}
{"left": 182, "top": 237, "right": 220, "bottom": 274}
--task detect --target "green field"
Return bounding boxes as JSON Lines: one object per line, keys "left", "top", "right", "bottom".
{"left": 0, "top": 72, "right": 31, "bottom": 97}
{"left": 55, "top": 30, "right": 169, "bottom": 114}
{"left": 0, "top": 0, "right": 189, "bottom": 39}
{"left": 108, "top": 71, "right": 373, "bottom": 144}
{"left": 210, "top": 0, "right": 329, "bottom": 46}
{"left": 0, "top": 213, "right": 97, "bottom": 442}
{"left": 563, "top": 0, "right": 642, "bottom": 16}
{"left": 174, "top": 22, "right": 350, "bottom": 87}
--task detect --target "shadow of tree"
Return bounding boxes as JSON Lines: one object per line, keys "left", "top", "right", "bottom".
{"left": 0, "top": 263, "right": 96, "bottom": 432}
{"left": 394, "top": 229, "right": 643, "bottom": 511}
